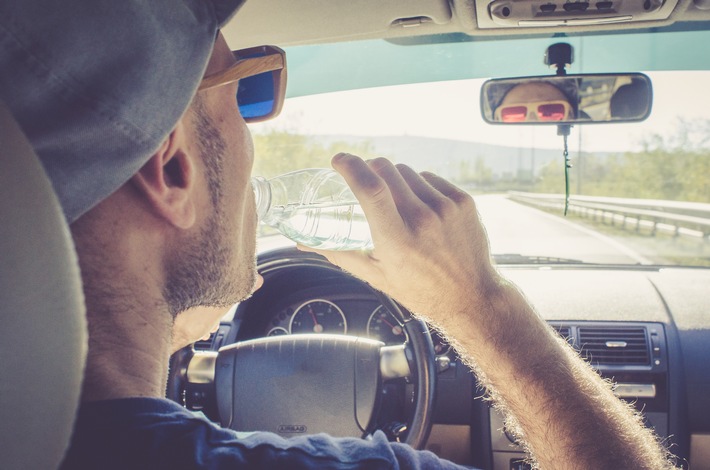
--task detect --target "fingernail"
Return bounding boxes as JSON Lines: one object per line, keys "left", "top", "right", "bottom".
{"left": 333, "top": 153, "right": 353, "bottom": 163}
{"left": 368, "top": 157, "right": 391, "bottom": 172}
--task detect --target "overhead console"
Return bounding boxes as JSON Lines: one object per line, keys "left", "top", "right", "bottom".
{"left": 225, "top": 0, "right": 710, "bottom": 48}
{"left": 475, "top": 0, "right": 679, "bottom": 28}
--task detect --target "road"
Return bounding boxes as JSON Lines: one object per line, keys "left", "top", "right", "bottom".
{"left": 257, "top": 194, "right": 653, "bottom": 264}
{"left": 474, "top": 194, "right": 651, "bottom": 264}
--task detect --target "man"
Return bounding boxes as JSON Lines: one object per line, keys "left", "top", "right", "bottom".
{"left": 491, "top": 81, "right": 578, "bottom": 123}
{"left": 0, "top": 0, "right": 674, "bottom": 468}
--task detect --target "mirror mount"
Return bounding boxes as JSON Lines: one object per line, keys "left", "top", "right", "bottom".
{"left": 545, "top": 43, "right": 574, "bottom": 77}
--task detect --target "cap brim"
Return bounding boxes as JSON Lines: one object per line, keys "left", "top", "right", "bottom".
{"left": 211, "top": 0, "right": 247, "bottom": 27}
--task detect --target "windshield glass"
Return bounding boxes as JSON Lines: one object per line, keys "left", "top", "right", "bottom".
{"left": 250, "top": 32, "right": 710, "bottom": 267}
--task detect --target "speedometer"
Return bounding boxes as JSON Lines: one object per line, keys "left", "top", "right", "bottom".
{"left": 367, "top": 305, "right": 406, "bottom": 345}
{"left": 289, "top": 299, "right": 347, "bottom": 335}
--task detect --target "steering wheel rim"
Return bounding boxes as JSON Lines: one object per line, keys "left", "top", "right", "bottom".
{"left": 251, "top": 248, "right": 436, "bottom": 448}
{"left": 253, "top": 248, "right": 436, "bottom": 449}
{"left": 169, "top": 248, "right": 436, "bottom": 449}
{"left": 368, "top": 287, "right": 436, "bottom": 448}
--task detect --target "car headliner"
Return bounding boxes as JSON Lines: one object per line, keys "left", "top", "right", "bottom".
{"left": 224, "top": 0, "right": 710, "bottom": 48}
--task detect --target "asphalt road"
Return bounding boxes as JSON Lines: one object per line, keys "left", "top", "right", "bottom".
{"left": 257, "top": 194, "right": 653, "bottom": 264}
{"left": 474, "top": 194, "right": 652, "bottom": 265}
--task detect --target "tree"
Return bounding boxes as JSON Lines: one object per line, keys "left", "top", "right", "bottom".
{"left": 252, "top": 130, "right": 375, "bottom": 178}
{"left": 451, "top": 156, "right": 493, "bottom": 190}
{"left": 533, "top": 119, "right": 710, "bottom": 202}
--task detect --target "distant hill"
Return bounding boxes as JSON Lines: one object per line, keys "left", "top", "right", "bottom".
{"left": 316, "top": 134, "right": 612, "bottom": 181}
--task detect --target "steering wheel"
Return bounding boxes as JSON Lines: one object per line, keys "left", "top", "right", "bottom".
{"left": 171, "top": 248, "right": 437, "bottom": 449}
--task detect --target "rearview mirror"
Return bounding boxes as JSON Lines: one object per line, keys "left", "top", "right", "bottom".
{"left": 480, "top": 73, "right": 652, "bottom": 125}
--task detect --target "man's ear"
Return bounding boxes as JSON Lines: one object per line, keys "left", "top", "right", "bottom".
{"left": 131, "top": 122, "right": 197, "bottom": 229}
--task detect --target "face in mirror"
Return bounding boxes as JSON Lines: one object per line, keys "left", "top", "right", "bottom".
{"left": 481, "top": 73, "right": 652, "bottom": 125}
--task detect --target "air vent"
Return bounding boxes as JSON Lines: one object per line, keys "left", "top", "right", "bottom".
{"left": 579, "top": 327, "right": 650, "bottom": 366}
{"left": 551, "top": 324, "right": 574, "bottom": 346}
{"left": 194, "top": 332, "right": 216, "bottom": 351}
{"left": 553, "top": 325, "right": 571, "bottom": 339}
{"left": 193, "top": 325, "right": 230, "bottom": 351}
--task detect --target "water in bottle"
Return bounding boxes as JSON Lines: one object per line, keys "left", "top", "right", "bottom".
{"left": 252, "top": 169, "right": 374, "bottom": 250}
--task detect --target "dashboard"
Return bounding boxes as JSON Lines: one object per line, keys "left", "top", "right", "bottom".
{"left": 260, "top": 294, "right": 452, "bottom": 355}
{"left": 183, "top": 248, "right": 710, "bottom": 469}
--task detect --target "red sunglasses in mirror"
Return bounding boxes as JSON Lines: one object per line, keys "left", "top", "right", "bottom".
{"left": 495, "top": 100, "right": 572, "bottom": 123}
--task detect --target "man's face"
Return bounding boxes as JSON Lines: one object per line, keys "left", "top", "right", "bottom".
{"left": 500, "top": 82, "right": 573, "bottom": 121}
{"left": 164, "top": 34, "right": 258, "bottom": 317}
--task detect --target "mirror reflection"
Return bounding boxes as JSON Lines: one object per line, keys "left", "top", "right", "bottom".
{"left": 481, "top": 74, "right": 652, "bottom": 125}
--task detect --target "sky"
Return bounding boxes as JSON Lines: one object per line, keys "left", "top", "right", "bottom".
{"left": 251, "top": 71, "right": 710, "bottom": 154}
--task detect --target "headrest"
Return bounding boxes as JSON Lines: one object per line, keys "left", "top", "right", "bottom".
{"left": 0, "top": 100, "right": 87, "bottom": 469}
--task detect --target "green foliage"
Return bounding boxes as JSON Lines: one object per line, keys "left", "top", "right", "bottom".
{"left": 252, "top": 130, "right": 374, "bottom": 178}
{"left": 451, "top": 157, "right": 493, "bottom": 187}
{"left": 252, "top": 121, "right": 710, "bottom": 203}
{"left": 533, "top": 159, "right": 566, "bottom": 194}
{"left": 534, "top": 119, "right": 710, "bottom": 202}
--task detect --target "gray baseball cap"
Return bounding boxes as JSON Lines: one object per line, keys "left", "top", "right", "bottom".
{"left": 0, "top": 0, "right": 245, "bottom": 223}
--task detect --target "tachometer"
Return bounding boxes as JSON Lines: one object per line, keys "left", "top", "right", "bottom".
{"left": 289, "top": 299, "right": 347, "bottom": 335}
{"left": 367, "top": 305, "right": 406, "bottom": 345}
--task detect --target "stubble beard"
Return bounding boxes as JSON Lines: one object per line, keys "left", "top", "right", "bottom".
{"left": 163, "top": 99, "right": 257, "bottom": 317}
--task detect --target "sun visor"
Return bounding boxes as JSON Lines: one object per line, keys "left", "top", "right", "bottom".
{"left": 224, "top": 0, "right": 452, "bottom": 47}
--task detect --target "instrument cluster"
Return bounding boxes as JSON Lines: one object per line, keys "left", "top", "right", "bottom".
{"left": 264, "top": 295, "right": 452, "bottom": 355}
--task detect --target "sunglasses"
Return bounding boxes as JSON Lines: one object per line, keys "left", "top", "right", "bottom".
{"left": 495, "top": 100, "right": 572, "bottom": 123}
{"left": 199, "top": 45, "right": 287, "bottom": 123}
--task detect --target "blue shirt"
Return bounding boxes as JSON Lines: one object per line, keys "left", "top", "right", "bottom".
{"left": 60, "top": 397, "right": 471, "bottom": 469}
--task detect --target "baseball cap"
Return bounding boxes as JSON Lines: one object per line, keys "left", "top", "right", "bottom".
{"left": 0, "top": 0, "right": 245, "bottom": 223}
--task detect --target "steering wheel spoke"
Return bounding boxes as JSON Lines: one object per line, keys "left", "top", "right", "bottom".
{"left": 176, "top": 248, "right": 437, "bottom": 449}
{"left": 379, "top": 344, "right": 412, "bottom": 380}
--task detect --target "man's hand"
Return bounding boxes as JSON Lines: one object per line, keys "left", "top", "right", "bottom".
{"left": 302, "top": 153, "right": 675, "bottom": 469}
{"left": 300, "top": 153, "right": 501, "bottom": 323}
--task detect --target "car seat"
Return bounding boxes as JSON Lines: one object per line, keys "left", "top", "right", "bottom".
{"left": 0, "top": 100, "right": 87, "bottom": 469}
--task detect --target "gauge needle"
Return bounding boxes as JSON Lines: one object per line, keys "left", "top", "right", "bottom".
{"left": 309, "top": 306, "right": 323, "bottom": 333}
{"left": 381, "top": 317, "right": 403, "bottom": 336}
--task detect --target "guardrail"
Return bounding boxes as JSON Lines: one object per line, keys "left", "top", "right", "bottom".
{"left": 508, "top": 191, "right": 710, "bottom": 241}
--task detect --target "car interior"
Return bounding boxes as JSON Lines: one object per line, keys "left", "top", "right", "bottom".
{"left": 1, "top": 1, "right": 709, "bottom": 469}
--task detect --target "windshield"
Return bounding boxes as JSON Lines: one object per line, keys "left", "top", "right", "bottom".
{"left": 250, "top": 30, "right": 710, "bottom": 267}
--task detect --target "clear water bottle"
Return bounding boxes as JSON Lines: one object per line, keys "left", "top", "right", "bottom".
{"left": 252, "top": 169, "right": 374, "bottom": 250}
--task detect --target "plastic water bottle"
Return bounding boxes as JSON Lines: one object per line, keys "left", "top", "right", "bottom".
{"left": 252, "top": 169, "right": 374, "bottom": 250}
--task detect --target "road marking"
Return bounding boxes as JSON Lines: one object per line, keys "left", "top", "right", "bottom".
{"left": 511, "top": 200, "right": 654, "bottom": 265}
